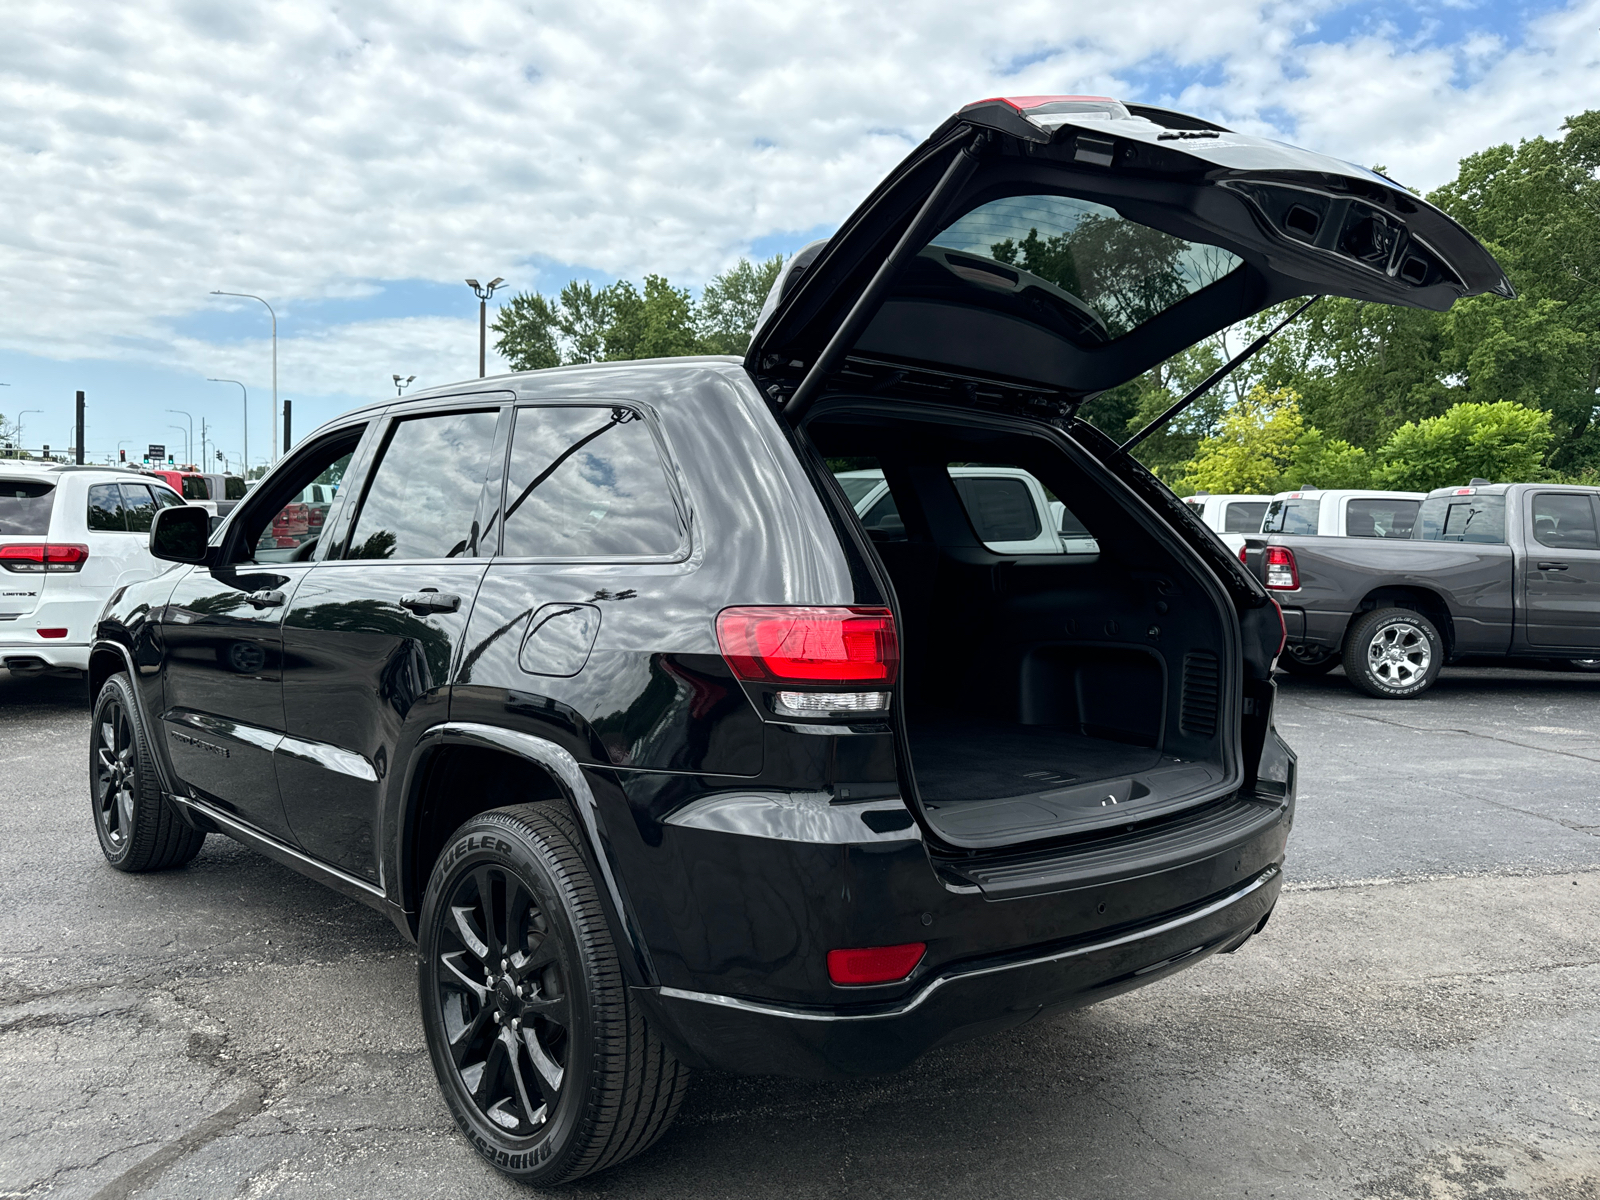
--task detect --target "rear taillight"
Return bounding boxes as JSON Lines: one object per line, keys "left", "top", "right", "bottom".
{"left": 1263, "top": 546, "right": 1299, "bottom": 590}
{"left": 827, "top": 942, "right": 925, "bottom": 986}
{"left": 0, "top": 544, "right": 89, "bottom": 573}
{"left": 716, "top": 607, "right": 898, "bottom": 684}
{"left": 1238, "top": 545, "right": 1248, "bottom": 564}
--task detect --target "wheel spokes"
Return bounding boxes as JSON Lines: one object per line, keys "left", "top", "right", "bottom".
{"left": 503, "top": 1026, "right": 544, "bottom": 1128}
{"left": 450, "top": 905, "right": 490, "bottom": 963}
{"left": 522, "top": 1026, "right": 565, "bottom": 1102}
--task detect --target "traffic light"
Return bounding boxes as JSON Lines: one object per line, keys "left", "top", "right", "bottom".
{"left": 119, "top": 449, "right": 126, "bottom": 463}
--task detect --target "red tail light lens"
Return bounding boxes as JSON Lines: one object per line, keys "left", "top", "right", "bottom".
{"left": 716, "top": 607, "right": 898, "bottom": 684}
{"left": 1263, "top": 546, "right": 1299, "bottom": 590}
{"left": 827, "top": 942, "right": 926, "bottom": 986}
{"left": 1238, "top": 545, "right": 1249, "bottom": 564}
{"left": 0, "top": 543, "right": 89, "bottom": 573}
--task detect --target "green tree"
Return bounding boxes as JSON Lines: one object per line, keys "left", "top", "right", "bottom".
{"left": 1177, "top": 386, "right": 1305, "bottom": 495}
{"left": 1373, "top": 401, "right": 1553, "bottom": 491}
{"left": 491, "top": 291, "right": 562, "bottom": 371}
{"left": 698, "top": 255, "right": 784, "bottom": 354}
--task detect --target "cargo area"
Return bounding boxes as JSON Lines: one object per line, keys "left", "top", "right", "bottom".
{"left": 810, "top": 405, "right": 1237, "bottom": 849}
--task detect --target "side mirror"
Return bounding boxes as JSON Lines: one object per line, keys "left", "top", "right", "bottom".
{"left": 150, "top": 505, "right": 212, "bottom": 564}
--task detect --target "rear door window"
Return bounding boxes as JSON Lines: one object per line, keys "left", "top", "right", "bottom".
{"left": 120, "top": 484, "right": 158, "bottom": 533}
{"left": 1263, "top": 498, "right": 1320, "bottom": 535}
{"left": 345, "top": 410, "right": 500, "bottom": 560}
{"left": 1223, "top": 501, "right": 1268, "bottom": 533}
{"left": 1346, "top": 498, "right": 1419, "bottom": 538}
{"left": 1414, "top": 494, "right": 1506, "bottom": 544}
{"left": 0, "top": 480, "right": 56, "bottom": 536}
{"left": 225, "top": 477, "right": 247, "bottom": 500}
{"left": 87, "top": 483, "right": 127, "bottom": 531}
{"left": 1531, "top": 494, "right": 1600, "bottom": 550}
{"left": 951, "top": 476, "right": 1041, "bottom": 542}
{"left": 500, "top": 406, "right": 686, "bottom": 559}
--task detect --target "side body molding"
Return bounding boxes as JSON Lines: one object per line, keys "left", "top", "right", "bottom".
{"left": 399, "top": 722, "right": 657, "bottom": 988}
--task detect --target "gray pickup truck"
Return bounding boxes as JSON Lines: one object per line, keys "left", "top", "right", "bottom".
{"left": 1245, "top": 481, "right": 1600, "bottom": 697}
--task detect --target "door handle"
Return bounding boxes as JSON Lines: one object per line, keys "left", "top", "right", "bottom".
{"left": 400, "top": 591, "right": 461, "bottom": 614}
{"left": 1537, "top": 562, "right": 1569, "bottom": 571}
{"left": 246, "top": 589, "right": 286, "bottom": 608}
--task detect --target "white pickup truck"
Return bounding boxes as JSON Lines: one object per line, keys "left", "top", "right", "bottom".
{"left": 1261, "top": 488, "right": 1424, "bottom": 539}
{"left": 835, "top": 466, "right": 1098, "bottom": 555}
{"left": 1183, "top": 493, "right": 1273, "bottom": 553}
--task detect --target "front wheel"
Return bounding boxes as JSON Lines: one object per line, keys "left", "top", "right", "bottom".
{"left": 418, "top": 803, "right": 689, "bottom": 1185}
{"left": 90, "top": 673, "right": 205, "bottom": 871}
{"left": 1342, "top": 608, "right": 1443, "bottom": 699}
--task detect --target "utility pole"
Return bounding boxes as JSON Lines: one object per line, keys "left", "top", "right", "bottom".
{"left": 465, "top": 278, "right": 505, "bottom": 377}
{"left": 75, "top": 391, "right": 85, "bottom": 465}
{"left": 200, "top": 417, "right": 208, "bottom": 468}
{"left": 283, "top": 400, "right": 292, "bottom": 453}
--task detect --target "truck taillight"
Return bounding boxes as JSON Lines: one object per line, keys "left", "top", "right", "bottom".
{"left": 1238, "top": 545, "right": 1248, "bottom": 564}
{"left": 1263, "top": 546, "right": 1299, "bottom": 590}
{"left": 716, "top": 606, "right": 898, "bottom": 684}
{"left": 0, "top": 544, "right": 89, "bottom": 573}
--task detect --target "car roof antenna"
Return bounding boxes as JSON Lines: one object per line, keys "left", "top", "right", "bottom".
{"left": 1119, "top": 295, "right": 1319, "bottom": 455}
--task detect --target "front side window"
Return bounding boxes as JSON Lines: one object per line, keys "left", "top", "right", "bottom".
{"left": 344, "top": 411, "right": 498, "bottom": 560}
{"left": 1346, "top": 498, "right": 1419, "bottom": 539}
{"left": 1531, "top": 494, "right": 1599, "bottom": 550}
{"left": 500, "top": 406, "right": 685, "bottom": 559}
{"left": 1223, "top": 501, "right": 1269, "bottom": 533}
{"left": 245, "top": 440, "right": 359, "bottom": 562}
{"left": 1263, "top": 498, "right": 1320, "bottom": 535}
{"left": 925, "top": 195, "right": 1242, "bottom": 343}
{"left": 0, "top": 480, "right": 56, "bottom": 536}
{"left": 1414, "top": 494, "right": 1506, "bottom": 544}
{"left": 87, "top": 483, "right": 126, "bottom": 531}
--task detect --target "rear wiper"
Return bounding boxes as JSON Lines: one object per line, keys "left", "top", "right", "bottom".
{"left": 1119, "top": 295, "right": 1319, "bottom": 455}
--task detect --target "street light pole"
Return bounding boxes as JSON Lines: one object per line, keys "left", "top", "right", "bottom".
{"left": 16, "top": 409, "right": 40, "bottom": 458}
{"left": 210, "top": 290, "right": 277, "bottom": 463}
{"left": 465, "top": 278, "right": 505, "bottom": 377}
{"left": 207, "top": 379, "right": 248, "bottom": 475}
{"left": 166, "top": 409, "right": 194, "bottom": 466}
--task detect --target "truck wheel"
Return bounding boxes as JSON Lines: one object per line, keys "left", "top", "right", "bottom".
{"left": 1279, "top": 646, "right": 1339, "bottom": 677}
{"left": 1343, "top": 608, "right": 1442, "bottom": 699}
{"left": 90, "top": 674, "right": 206, "bottom": 871}
{"left": 418, "top": 803, "right": 689, "bottom": 1185}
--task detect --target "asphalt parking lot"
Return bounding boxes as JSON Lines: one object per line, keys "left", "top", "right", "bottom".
{"left": 2, "top": 664, "right": 1597, "bottom": 1199}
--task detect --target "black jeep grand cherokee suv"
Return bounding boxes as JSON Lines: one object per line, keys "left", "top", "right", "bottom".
{"left": 89, "top": 97, "right": 1507, "bottom": 1183}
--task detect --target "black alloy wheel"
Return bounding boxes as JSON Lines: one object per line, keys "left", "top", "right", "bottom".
{"left": 418, "top": 803, "right": 688, "bottom": 1184}
{"left": 1342, "top": 607, "right": 1444, "bottom": 699}
{"left": 90, "top": 673, "right": 206, "bottom": 872}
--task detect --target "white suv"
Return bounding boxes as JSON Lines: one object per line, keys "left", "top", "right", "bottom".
{"left": 0, "top": 464, "right": 191, "bottom": 676}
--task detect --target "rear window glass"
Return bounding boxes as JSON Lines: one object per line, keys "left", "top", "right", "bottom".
{"left": 180, "top": 476, "right": 209, "bottom": 500}
{"left": 1414, "top": 495, "right": 1506, "bottom": 544}
{"left": 1223, "top": 501, "right": 1269, "bottom": 533}
{"left": 1263, "top": 498, "right": 1320, "bottom": 535}
{"left": 1346, "top": 498, "right": 1419, "bottom": 538}
{"left": 926, "top": 195, "right": 1242, "bottom": 344}
{"left": 152, "top": 487, "right": 186, "bottom": 509}
{"left": 0, "top": 480, "right": 56, "bottom": 536}
{"left": 1531, "top": 494, "right": 1598, "bottom": 550}
{"left": 951, "top": 475, "right": 1041, "bottom": 543}
{"left": 347, "top": 411, "right": 499, "bottom": 560}
{"left": 500, "top": 406, "right": 685, "bottom": 559}
{"left": 225, "top": 476, "right": 247, "bottom": 500}
{"left": 121, "top": 484, "right": 157, "bottom": 533}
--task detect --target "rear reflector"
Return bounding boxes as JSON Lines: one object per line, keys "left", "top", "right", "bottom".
{"left": 37, "top": 628, "right": 68, "bottom": 639}
{"left": 827, "top": 943, "right": 925, "bottom": 986}
{"left": 0, "top": 543, "right": 89, "bottom": 573}
{"left": 716, "top": 607, "right": 898, "bottom": 684}
{"left": 1263, "top": 546, "right": 1299, "bottom": 590}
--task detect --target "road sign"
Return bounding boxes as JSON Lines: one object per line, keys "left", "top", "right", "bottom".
{"left": 148, "top": 444, "right": 164, "bottom": 461}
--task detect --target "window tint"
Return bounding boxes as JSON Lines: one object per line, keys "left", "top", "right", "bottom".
{"left": 1414, "top": 494, "right": 1506, "bottom": 544}
{"left": 346, "top": 411, "right": 498, "bottom": 560}
{"left": 1223, "top": 501, "right": 1268, "bottom": 533}
{"left": 951, "top": 476, "right": 1041, "bottom": 542}
{"left": 225, "top": 476, "right": 247, "bottom": 500}
{"left": 0, "top": 480, "right": 56, "bottom": 536}
{"left": 500, "top": 407, "right": 685, "bottom": 558}
{"left": 87, "top": 483, "right": 127, "bottom": 531}
{"left": 1531, "top": 494, "right": 1599, "bottom": 550}
{"left": 120, "top": 484, "right": 158, "bottom": 533}
{"left": 1346, "top": 498, "right": 1419, "bottom": 539}
{"left": 1263, "top": 498, "right": 1320, "bottom": 535}
{"left": 1056, "top": 503, "right": 1091, "bottom": 537}
{"left": 836, "top": 474, "right": 884, "bottom": 506}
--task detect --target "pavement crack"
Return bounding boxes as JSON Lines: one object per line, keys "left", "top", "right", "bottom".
{"left": 86, "top": 1082, "right": 266, "bottom": 1200}
{"left": 1292, "top": 700, "right": 1600, "bottom": 765}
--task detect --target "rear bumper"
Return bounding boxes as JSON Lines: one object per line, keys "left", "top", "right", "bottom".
{"left": 639, "top": 863, "right": 1282, "bottom": 1079}
{"left": 0, "top": 597, "right": 101, "bottom": 670}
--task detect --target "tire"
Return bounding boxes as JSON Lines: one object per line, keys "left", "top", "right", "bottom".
{"left": 418, "top": 803, "right": 689, "bottom": 1185}
{"left": 1278, "top": 646, "right": 1340, "bottom": 677}
{"left": 1342, "top": 608, "right": 1444, "bottom": 699}
{"left": 1567, "top": 658, "right": 1600, "bottom": 673}
{"left": 90, "top": 673, "right": 206, "bottom": 871}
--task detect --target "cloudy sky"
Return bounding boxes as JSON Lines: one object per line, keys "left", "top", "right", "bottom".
{"left": 1, "top": 0, "right": 1596, "bottom": 470}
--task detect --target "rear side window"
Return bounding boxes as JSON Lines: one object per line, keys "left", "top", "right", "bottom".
{"left": 1223, "top": 501, "right": 1268, "bottom": 533}
{"left": 1414, "top": 495, "right": 1506, "bottom": 544}
{"left": 87, "top": 483, "right": 128, "bottom": 531}
{"left": 346, "top": 410, "right": 499, "bottom": 560}
{"left": 951, "top": 476, "right": 1041, "bottom": 542}
{"left": 181, "top": 476, "right": 209, "bottom": 500}
{"left": 1531, "top": 494, "right": 1599, "bottom": 550}
{"left": 500, "top": 406, "right": 685, "bottom": 559}
{"left": 1263, "top": 498, "right": 1320, "bottom": 535}
{"left": 120, "top": 484, "right": 158, "bottom": 533}
{"left": 225, "top": 477, "right": 247, "bottom": 500}
{"left": 0, "top": 480, "right": 56, "bottom": 536}
{"left": 1346, "top": 498, "right": 1419, "bottom": 539}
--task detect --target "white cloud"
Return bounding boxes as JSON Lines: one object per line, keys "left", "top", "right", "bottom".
{"left": 0, "top": 0, "right": 1596, "bottom": 408}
